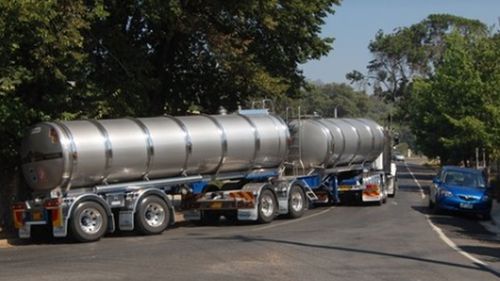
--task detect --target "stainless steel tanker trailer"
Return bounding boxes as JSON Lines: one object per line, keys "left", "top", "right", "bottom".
{"left": 287, "top": 117, "right": 397, "bottom": 204}
{"left": 12, "top": 109, "right": 395, "bottom": 242}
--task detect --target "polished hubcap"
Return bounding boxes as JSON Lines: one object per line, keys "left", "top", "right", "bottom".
{"left": 79, "top": 208, "right": 103, "bottom": 234}
{"left": 261, "top": 195, "right": 274, "bottom": 217}
{"left": 291, "top": 190, "right": 304, "bottom": 212}
{"left": 144, "top": 202, "right": 165, "bottom": 227}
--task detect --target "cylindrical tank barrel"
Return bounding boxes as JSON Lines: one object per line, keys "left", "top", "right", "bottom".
{"left": 288, "top": 118, "right": 385, "bottom": 169}
{"left": 21, "top": 113, "right": 289, "bottom": 192}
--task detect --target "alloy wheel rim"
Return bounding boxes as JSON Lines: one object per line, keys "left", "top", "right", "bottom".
{"left": 144, "top": 202, "right": 165, "bottom": 227}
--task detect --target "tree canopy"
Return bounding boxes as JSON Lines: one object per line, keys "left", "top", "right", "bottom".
{"left": 409, "top": 32, "right": 500, "bottom": 164}
{"left": 347, "top": 14, "right": 488, "bottom": 111}
{"left": 0, "top": 0, "right": 340, "bottom": 169}
{"left": 292, "top": 82, "right": 389, "bottom": 123}
{"left": 346, "top": 14, "right": 498, "bottom": 164}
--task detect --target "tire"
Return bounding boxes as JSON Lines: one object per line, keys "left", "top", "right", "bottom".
{"left": 135, "top": 196, "right": 170, "bottom": 235}
{"left": 70, "top": 201, "right": 108, "bottom": 242}
{"left": 429, "top": 197, "right": 440, "bottom": 214}
{"left": 288, "top": 185, "right": 306, "bottom": 219}
{"left": 257, "top": 189, "right": 277, "bottom": 224}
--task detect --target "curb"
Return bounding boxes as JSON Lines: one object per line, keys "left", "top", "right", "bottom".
{"left": 480, "top": 200, "right": 500, "bottom": 236}
{"left": 490, "top": 200, "right": 500, "bottom": 227}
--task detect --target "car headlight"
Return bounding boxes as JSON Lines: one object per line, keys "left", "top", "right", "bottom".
{"left": 482, "top": 195, "right": 490, "bottom": 201}
{"left": 439, "top": 189, "right": 453, "bottom": 197}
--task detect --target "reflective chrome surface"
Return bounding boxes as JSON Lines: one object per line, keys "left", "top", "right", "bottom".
{"left": 21, "top": 113, "right": 289, "bottom": 192}
{"left": 288, "top": 118, "right": 385, "bottom": 169}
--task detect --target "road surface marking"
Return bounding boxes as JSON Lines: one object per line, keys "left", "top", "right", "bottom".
{"left": 407, "top": 164, "right": 500, "bottom": 276}
{"left": 251, "top": 207, "right": 335, "bottom": 232}
{"left": 425, "top": 215, "right": 486, "bottom": 266}
{"left": 404, "top": 163, "right": 426, "bottom": 199}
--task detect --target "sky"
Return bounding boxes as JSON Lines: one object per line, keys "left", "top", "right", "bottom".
{"left": 301, "top": 0, "right": 500, "bottom": 84}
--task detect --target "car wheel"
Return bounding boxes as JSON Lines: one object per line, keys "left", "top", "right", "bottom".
{"left": 430, "top": 198, "right": 440, "bottom": 214}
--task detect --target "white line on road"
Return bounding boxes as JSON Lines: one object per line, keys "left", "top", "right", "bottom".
{"left": 404, "top": 163, "right": 426, "bottom": 199}
{"left": 425, "top": 215, "right": 486, "bottom": 266}
{"left": 407, "top": 164, "right": 500, "bottom": 276}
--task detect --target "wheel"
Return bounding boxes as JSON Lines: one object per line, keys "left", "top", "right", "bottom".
{"left": 135, "top": 196, "right": 170, "bottom": 235}
{"left": 429, "top": 197, "right": 440, "bottom": 214}
{"left": 70, "top": 201, "right": 108, "bottom": 242}
{"left": 257, "top": 189, "right": 277, "bottom": 224}
{"left": 288, "top": 185, "right": 306, "bottom": 218}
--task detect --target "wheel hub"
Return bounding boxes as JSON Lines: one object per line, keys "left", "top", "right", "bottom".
{"left": 291, "top": 191, "right": 303, "bottom": 212}
{"left": 144, "top": 202, "right": 165, "bottom": 227}
{"left": 79, "top": 208, "right": 103, "bottom": 234}
{"left": 261, "top": 195, "right": 274, "bottom": 217}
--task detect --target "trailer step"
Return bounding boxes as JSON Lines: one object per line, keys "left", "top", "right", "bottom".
{"left": 304, "top": 187, "right": 318, "bottom": 201}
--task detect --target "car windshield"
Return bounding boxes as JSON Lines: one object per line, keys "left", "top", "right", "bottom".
{"left": 443, "top": 170, "right": 485, "bottom": 188}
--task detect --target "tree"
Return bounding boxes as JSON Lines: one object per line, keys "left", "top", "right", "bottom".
{"left": 347, "top": 14, "right": 488, "bottom": 114}
{"left": 0, "top": 0, "right": 340, "bottom": 231}
{"left": 290, "top": 82, "right": 389, "bottom": 123}
{"left": 86, "top": 0, "right": 340, "bottom": 116}
{"left": 409, "top": 32, "right": 500, "bottom": 164}
{"left": 0, "top": 0, "right": 107, "bottom": 231}
{"left": 0, "top": 0, "right": 106, "bottom": 168}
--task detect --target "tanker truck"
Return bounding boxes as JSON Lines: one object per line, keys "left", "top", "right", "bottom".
{"left": 12, "top": 109, "right": 394, "bottom": 242}
{"left": 285, "top": 117, "right": 396, "bottom": 205}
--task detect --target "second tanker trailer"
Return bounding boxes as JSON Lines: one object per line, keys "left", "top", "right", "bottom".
{"left": 12, "top": 108, "right": 394, "bottom": 242}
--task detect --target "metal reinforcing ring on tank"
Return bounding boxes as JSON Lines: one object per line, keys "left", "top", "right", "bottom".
{"left": 21, "top": 113, "right": 289, "bottom": 192}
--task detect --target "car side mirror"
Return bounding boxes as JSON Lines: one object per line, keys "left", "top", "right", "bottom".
{"left": 432, "top": 178, "right": 441, "bottom": 185}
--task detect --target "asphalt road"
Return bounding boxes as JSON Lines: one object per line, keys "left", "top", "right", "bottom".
{"left": 1, "top": 162, "right": 500, "bottom": 281}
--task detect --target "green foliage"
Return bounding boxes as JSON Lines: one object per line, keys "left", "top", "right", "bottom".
{"left": 409, "top": 32, "right": 500, "bottom": 164}
{"left": 347, "top": 14, "right": 488, "bottom": 118}
{"left": 0, "top": 0, "right": 107, "bottom": 167}
{"left": 289, "top": 82, "right": 389, "bottom": 123}
{"left": 1, "top": 0, "right": 339, "bottom": 229}
{"left": 0, "top": 0, "right": 339, "bottom": 168}
{"left": 86, "top": 0, "right": 340, "bottom": 115}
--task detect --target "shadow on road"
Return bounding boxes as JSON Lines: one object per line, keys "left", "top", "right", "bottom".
{"left": 460, "top": 245, "right": 500, "bottom": 263}
{"left": 205, "top": 234, "right": 499, "bottom": 277}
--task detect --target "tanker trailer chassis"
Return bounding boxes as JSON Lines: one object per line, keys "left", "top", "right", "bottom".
{"left": 12, "top": 170, "right": 320, "bottom": 241}
{"left": 12, "top": 176, "right": 204, "bottom": 242}
{"left": 336, "top": 171, "right": 388, "bottom": 204}
{"left": 180, "top": 171, "right": 321, "bottom": 224}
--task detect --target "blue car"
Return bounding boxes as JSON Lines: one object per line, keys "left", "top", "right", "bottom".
{"left": 429, "top": 166, "right": 492, "bottom": 219}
